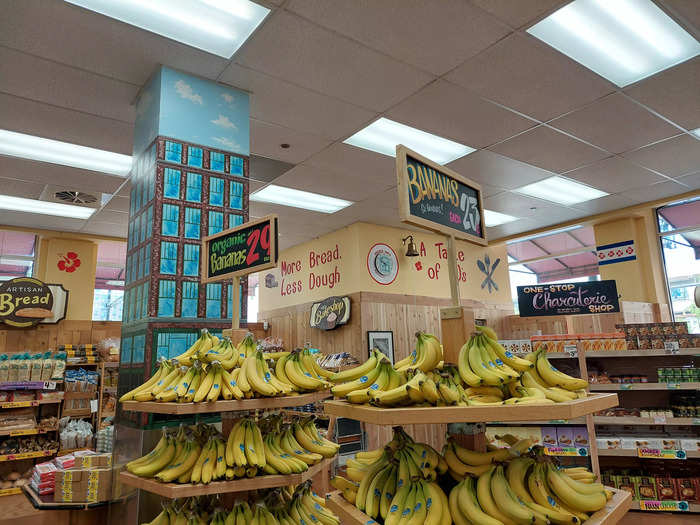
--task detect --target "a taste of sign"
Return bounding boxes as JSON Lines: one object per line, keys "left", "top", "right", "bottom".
{"left": 517, "top": 280, "right": 620, "bottom": 317}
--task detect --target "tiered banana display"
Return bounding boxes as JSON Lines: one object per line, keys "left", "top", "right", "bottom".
{"left": 140, "top": 481, "right": 339, "bottom": 525}
{"left": 335, "top": 427, "right": 611, "bottom": 524}
{"left": 126, "top": 415, "right": 338, "bottom": 484}
{"left": 330, "top": 327, "right": 589, "bottom": 407}
{"left": 119, "top": 331, "right": 332, "bottom": 403}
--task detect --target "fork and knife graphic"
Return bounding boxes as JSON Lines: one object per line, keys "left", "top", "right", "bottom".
{"left": 477, "top": 254, "right": 500, "bottom": 293}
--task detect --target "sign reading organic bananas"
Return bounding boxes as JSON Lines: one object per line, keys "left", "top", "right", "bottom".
{"left": 396, "top": 145, "right": 486, "bottom": 246}
{"left": 0, "top": 277, "right": 68, "bottom": 328}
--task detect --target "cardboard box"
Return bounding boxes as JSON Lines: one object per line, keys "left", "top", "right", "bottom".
{"left": 556, "top": 427, "right": 574, "bottom": 447}
{"left": 680, "top": 438, "right": 700, "bottom": 451}
{"left": 54, "top": 468, "right": 112, "bottom": 503}
{"left": 572, "top": 426, "right": 589, "bottom": 448}
{"left": 85, "top": 468, "right": 112, "bottom": 503}
{"left": 78, "top": 453, "right": 112, "bottom": 468}
{"left": 655, "top": 477, "right": 678, "bottom": 500}
{"left": 542, "top": 428, "right": 557, "bottom": 446}
{"left": 676, "top": 478, "right": 699, "bottom": 503}
{"left": 614, "top": 475, "right": 635, "bottom": 496}
{"left": 633, "top": 476, "right": 657, "bottom": 501}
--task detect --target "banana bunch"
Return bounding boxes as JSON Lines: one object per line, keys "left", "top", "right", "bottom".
{"left": 271, "top": 481, "right": 340, "bottom": 525}
{"left": 278, "top": 347, "right": 333, "bottom": 392}
{"left": 175, "top": 330, "right": 220, "bottom": 367}
{"left": 443, "top": 437, "right": 534, "bottom": 479}
{"left": 393, "top": 331, "right": 443, "bottom": 372}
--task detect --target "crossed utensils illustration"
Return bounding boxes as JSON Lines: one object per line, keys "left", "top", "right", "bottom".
{"left": 477, "top": 254, "right": 500, "bottom": 293}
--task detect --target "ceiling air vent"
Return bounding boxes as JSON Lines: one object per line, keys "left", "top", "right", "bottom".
{"left": 54, "top": 191, "right": 98, "bottom": 205}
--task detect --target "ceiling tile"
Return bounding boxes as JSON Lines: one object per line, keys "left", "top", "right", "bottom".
{"left": 487, "top": 217, "right": 538, "bottom": 239}
{"left": 90, "top": 209, "right": 129, "bottom": 224}
{"left": 234, "top": 10, "right": 434, "bottom": 111}
{"left": 250, "top": 119, "right": 332, "bottom": 164}
{"left": 447, "top": 149, "right": 554, "bottom": 189}
{"left": 484, "top": 191, "right": 571, "bottom": 219}
{"left": 550, "top": 93, "right": 681, "bottom": 154}
{"left": 488, "top": 125, "right": 610, "bottom": 173}
{"left": 286, "top": 0, "right": 511, "bottom": 76}
{"left": 304, "top": 143, "right": 396, "bottom": 187}
{"left": 249, "top": 156, "right": 294, "bottom": 183}
{"left": 0, "top": 211, "right": 85, "bottom": 233}
{"left": 387, "top": 80, "right": 535, "bottom": 149}
{"left": 105, "top": 195, "right": 130, "bottom": 211}
{"left": 272, "top": 163, "right": 377, "bottom": 202}
{"left": 446, "top": 33, "right": 615, "bottom": 121}
{"left": 470, "top": 0, "right": 569, "bottom": 28}
{"left": 563, "top": 157, "right": 666, "bottom": 193}
{"left": 0, "top": 0, "right": 227, "bottom": 85}
{"left": 570, "top": 193, "right": 639, "bottom": 215}
{"left": 81, "top": 220, "right": 128, "bottom": 238}
{"left": 622, "top": 180, "right": 692, "bottom": 203}
{"left": 624, "top": 56, "right": 700, "bottom": 131}
{"left": 675, "top": 171, "right": 700, "bottom": 189}
{"left": 0, "top": 177, "right": 45, "bottom": 200}
{"left": 0, "top": 93, "right": 133, "bottom": 154}
{"left": 220, "top": 64, "right": 376, "bottom": 141}
{"left": 622, "top": 134, "right": 700, "bottom": 177}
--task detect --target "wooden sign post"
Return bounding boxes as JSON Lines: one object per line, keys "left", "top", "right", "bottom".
{"left": 396, "top": 145, "right": 486, "bottom": 363}
{"left": 201, "top": 215, "right": 278, "bottom": 329}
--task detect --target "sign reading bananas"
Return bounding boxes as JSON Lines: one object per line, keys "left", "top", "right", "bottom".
{"left": 396, "top": 145, "right": 486, "bottom": 246}
{"left": 0, "top": 277, "right": 68, "bottom": 328}
{"left": 202, "top": 215, "right": 278, "bottom": 283}
{"left": 310, "top": 296, "right": 350, "bottom": 330}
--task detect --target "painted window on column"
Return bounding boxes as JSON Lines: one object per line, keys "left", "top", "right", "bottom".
{"left": 143, "top": 245, "right": 151, "bottom": 277}
{"left": 164, "top": 168, "right": 181, "bottom": 199}
{"left": 188, "top": 146, "right": 203, "bottom": 168}
{"left": 146, "top": 205, "right": 153, "bottom": 238}
{"left": 206, "top": 283, "right": 222, "bottom": 318}
{"left": 182, "top": 281, "right": 198, "bottom": 318}
{"left": 158, "top": 279, "right": 176, "bottom": 317}
{"left": 162, "top": 204, "right": 179, "bottom": 236}
{"left": 230, "top": 156, "right": 244, "bottom": 177}
{"left": 211, "top": 152, "right": 225, "bottom": 172}
{"left": 184, "top": 207, "right": 201, "bottom": 239}
{"left": 208, "top": 211, "right": 224, "bottom": 236}
{"left": 183, "top": 244, "right": 199, "bottom": 276}
{"left": 186, "top": 172, "right": 202, "bottom": 202}
{"left": 133, "top": 334, "right": 145, "bottom": 364}
{"left": 165, "top": 141, "right": 182, "bottom": 163}
{"left": 229, "top": 181, "right": 244, "bottom": 210}
{"left": 121, "top": 337, "right": 132, "bottom": 364}
{"left": 227, "top": 283, "right": 233, "bottom": 319}
{"left": 210, "top": 177, "right": 225, "bottom": 206}
{"left": 160, "top": 241, "right": 178, "bottom": 274}
{"left": 229, "top": 214, "right": 243, "bottom": 228}
{"left": 140, "top": 282, "right": 149, "bottom": 318}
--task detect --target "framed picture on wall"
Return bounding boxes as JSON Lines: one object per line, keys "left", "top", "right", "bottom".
{"left": 368, "top": 331, "right": 394, "bottom": 364}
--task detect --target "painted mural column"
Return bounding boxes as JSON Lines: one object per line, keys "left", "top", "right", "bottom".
{"left": 119, "top": 67, "right": 250, "bottom": 420}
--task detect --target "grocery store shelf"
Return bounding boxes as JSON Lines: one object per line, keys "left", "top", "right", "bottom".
{"left": 118, "top": 457, "right": 333, "bottom": 498}
{"left": 0, "top": 381, "right": 63, "bottom": 390}
{"left": 102, "top": 386, "right": 117, "bottom": 394}
{"left": 103, "top": 362, "right": 120, "bottom": 368}
{"left": 590, "top": 382, "right": 700, "bottom": 391}
{"left": 0, "top": 487, "right": 22, "bottom": 497}
{"left": 548, "top": 348, "right": 699, "bottom": 358}
{"left": 0, "top": 399, "right": 62, "bottom": 409}
{"left": 0, "top": 426, "right": 58, "bottom": 437}
{"left": 631, "top": 500, "right": 700, "bottom": 512}
{"left": 0, "top": 449, "right": 57, "bottom": 462}
{"left": 598, "top": 449, "right": 700, "bottom": 459}
{"left": 66, "top": 362, "right": 101, "bottom": 367}
{"left": 594, "top": 416, "right": 699, "bottom": 426}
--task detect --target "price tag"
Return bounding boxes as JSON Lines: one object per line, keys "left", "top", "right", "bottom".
{"left": 43, "top": 381, "right": 57, "bottom": 390}
{"left": 667, "top": 383, "right": 681, "bottom": 390}
{"left": 639, "top": 501, "right": 689, "bottom": 512}
{"left": 0, "top": 487, "right": 21, "bottom": 496}
{"left": 664, "top": 341, "right": 680, "bottom": 354}
{"left": 620, "top": 384, "right": 633, "bottom": 390}
{"left": 637, "top": 448, "right": 686, "bottom": 460}
{"left": 544, "top": 446, "right": 588, "bottom": 457}
{"left": 563, "top": 345, "right": 578, "bottom": 358}
{"left": 652, "top": 415, "right": 667, "bottom": 425}
{"left": 10, "top": 428, "right": 37, "bottom": 436}
{"left": 90, "top": 399, "right": 98, "bottom": 413}
{"left": 692, "top": 418, "right": 700, "bottom": 426}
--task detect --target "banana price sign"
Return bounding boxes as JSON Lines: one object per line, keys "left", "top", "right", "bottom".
{"left": 202, "top": 215, "right": 278, "bottom": 283}
{"left": 396, "top": 145, "right": 486, "bottom": 246}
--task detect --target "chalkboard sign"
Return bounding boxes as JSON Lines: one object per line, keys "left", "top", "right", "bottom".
{"left": 310, "top": 296, "right": 351, "bottom": 330}
{"left": 396, "top": 145, "right": 486, "bottom": 246}
{"left": 517, "top": 280, "right": 620, "bottom": 317}
{"left": 201, "top": 215, "right": 278, "bottom": 283}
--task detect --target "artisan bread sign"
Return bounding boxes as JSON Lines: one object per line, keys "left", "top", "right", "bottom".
{"left": 202, "top": 215, "right": 278, "bottom": 283}
{"left": 517, "top": 280, "right": 620, "bottom": 317}
{"left": 396, "top": 145, "right": 486, "bottom": 246}
{"left": 0, "top": 277, "right": 68, "bottom": 327}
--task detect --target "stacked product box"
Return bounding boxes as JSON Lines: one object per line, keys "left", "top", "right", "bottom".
{"left": 30, "top": 450, "right": 113, "bottom": 503}
{"left": 59, "top": 344, "right": 101, "bottom": 365}
{"left": 601, "top": 470, "right": 700, "bottom": 503}
{"left": 486, "top": 426, "right": 589, "bottom": 449}
{"left": 496, "top": 340, "right": 533, "bottom": 355}
{"left": 616, "top": 322, "right": 698, "bottom": 350}
{"left": 596, "top": 434, "right": 700, "bottom": 451}
{"left": 530, "top": 333, "right": 626, "bottom": 353}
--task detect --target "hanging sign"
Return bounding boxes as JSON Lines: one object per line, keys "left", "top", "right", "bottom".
{"left": 0, "top": 277, "right": 68, "bottom": 328}
{"left": 201, "top": 215, "right": 278, "bottom": 283}
{"left": 396, "top": 145, "right": 486, "bottom": 246}
{"left": 310, "top": 296, "right": 351, "bottom": 330}
{"left": 517, "top": 280, "right": 620, "bottom": 317}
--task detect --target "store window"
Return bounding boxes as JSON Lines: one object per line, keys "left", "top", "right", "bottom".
{"left": 227, "top": 283, "right": 233, "bottom": 319}
{"left": 158, "top": 279, "right": 176, "bottom": 317}
{"left": 186, "top": 172, "right": 202, "bottom": 202}
{"left": 121, "top": 337, "right": 132, "bottom": 364}
{"left": 139, "top": 212, "right": 147, "bottom": 244}
{"left": 657, "top": 198, "right": 700, "bottom": 333}
{"left": 143, "top": 245, "right": 151, "bottom": 277}
{"left": 162, "top": 204, "right": 179, "bottom": 236}
{"left": 507, "top": 226, "right": 601, "bottom": 314}
{"left": 183, "top": 244, "right": 199, "bottom": 276}
{"left": 188, "top": 146, "right": 203, "bottom": 168}
{"left": 160, "top": 241, "right": 178, "bottom": 274}
{"left": 132, "top": 334, "right": 145, "bottom": 364}
{"left": 206, "top": 283, "right": 221, "bottom": 318}
{"left": 208, "top": 211, "right": 224, "bottom": 236}
{"left": 211, "top": 152, "right": 225, "bottom": 172}
{"left": 210, "top": 177, "right": 225, "bottom": 206}
{"left": 230, "top": 156, "right": 244, "bottom": 177}
{"left": 184, "top": 207, "right": 201, "bottom": 239}
{"left": 163, "top": 168, "right": 181, "bottom": 199}
{"left": 146, "top": 205, "right": 153, "bottom": 238}
{"left": 157, "top": 332, "right": 198, "bottom": 361}
{"left": 229, "top": 181, "right": 244, "bottom": 209}
{"left": 0, "top": 230, "right": 36, "bottom": 281}
{"left": 182, "top": 281, "right": 199, "bottom": 317}
{"left": 165, "top": 141, "right": 182, "bottom": 163}
{"left": 229, "top": 214, "right": 243, "bottom": 229}
{"left": 93, "top": 241, "right": 125, "bottom": 321}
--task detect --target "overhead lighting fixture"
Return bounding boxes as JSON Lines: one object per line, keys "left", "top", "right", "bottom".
{"left": 0, "top": 257, "right": 34, "bottom": 267}
{"left": 508, "top": 225, "right": 584, "bottom": 244}
{"left": 0, "top": 195, "right": 96, "bottom": 219}
{"left": 106, "top": 280, "right": 125, "bottom": 286}
{"left": 0, "top": 129, "right": 132, "bottom": 177}
{"left": 691, "top": 128, "right": 700, "bottom": 139}
{"left": 65, "top": 0, "right": 269, "bottom": 58}
{"left": 514, "top": 176, "right": 608, "bottom": 205}
{"left": 343, "top": 117, "right": 475, "bottom": 164}
{"left": 250, "top": 185, "right": 352, "bottom": 214}
{"left": 527, "top": 0, "right": 700, "bottom": 87}
{"left": 484, "top": 209, "right": 518, "bottom": 227}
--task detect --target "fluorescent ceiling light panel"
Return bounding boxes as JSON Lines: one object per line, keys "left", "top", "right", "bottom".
{"left": 0, "top": 130, "right": 132, "bottom": 177}
{"left": 65, "top": 0, "right": 269, "bottom": 58}
{"left": 484, "top": 209, "right": 518, "bottom": 227}
{"left": 507, "top": 225, "right": 583, "bottom": 244}
{"left": 250, "top": 185, "right": 352, "bottom": 214}
{"left": 343, "top": 117, "right": 475, "bottom": 164}
{"left": 514, "top": 176, "right": 608, "bottom": 205}
{"left": 0, "top": 195, "right": 95, "bottom": 219}
{"left": 527, "top": 0, "right": 700, "bottom": 87}
{"left": 691, "top": 128, "right": 700, "bottom": 139}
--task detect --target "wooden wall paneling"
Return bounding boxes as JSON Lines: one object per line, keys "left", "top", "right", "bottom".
{"left": 1, "top": 321, "right": 122, "bottom": 353}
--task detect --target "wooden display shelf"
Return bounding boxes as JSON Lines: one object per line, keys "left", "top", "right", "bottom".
{"left": 0, "top": 487, "right": 22, "bottom": 497}
{"left": 0, "top": 399, "right": 62, "bottom": 409}
{"left": 323, "top": 393, "right": 618, "bottom": 425}
{"left": 103, "top": 362, "right": 120, "bottom": 368}
{"left": 598, "top": 449, "right": 700, "bottom": 459}
{"left": 102, "top": 386, "right": 117, "bottom": 394}
{"left": 0, "top": 380, "right": 63, "bottom": 390}
{"left": 58, "top": 447, "right": 93, "bottom": 455}
{"left": 119, "top": 457, "right": 334, "bottom": 498}
{"left": 0, "top": 426, "right": 58, "bottom": 437}
{"left": 548, "top": 348, "right": 699, "bottom": 358}
{"left": 121, "top": 389, "right": 331, "bottom": 415}
{"left": 326, "top": 488, "right": 632, "bottom": 525}
{"left": 590, "top": 383, "right": 700, "bottom": 391}
{"left": 0, "top": 449, "right": 57, "bottom": 462}
{"left": 630, "top": 500, "right": 700, "bottom": 512}
{"left": 594, "top": 416, "right": 699, "bottom": 426}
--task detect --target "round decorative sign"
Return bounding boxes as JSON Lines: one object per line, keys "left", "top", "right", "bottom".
{"left": 367, "top": 243, "right": 398, "bottom": 285}
{"left": 0, "top": 277, "right": 55, "bottom": 328}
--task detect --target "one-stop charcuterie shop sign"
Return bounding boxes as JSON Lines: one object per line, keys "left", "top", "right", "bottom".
{"left": 517, "top": 280, "right": 620, "bottom": 317}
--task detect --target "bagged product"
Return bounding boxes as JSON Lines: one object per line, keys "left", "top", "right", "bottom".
{"left": 51, "top": 353, "right": 66, "bottom": 381}
{"left": 30, "top": 355, "right": 44, "bottom": 381}
{"left": 0, "top": 355, "right": 9, "bottom": 383}
{"left": 40, "top": 352, "right": 55, "bottom": 381}
{"left": 8, "top": 356, "right": 19, "bottom": 382}
{"left": 17, "top": 354, "right": 31, "bottom": 382}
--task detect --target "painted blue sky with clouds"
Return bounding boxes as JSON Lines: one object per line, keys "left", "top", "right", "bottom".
{"left": 133, "top": 66, "right": 250, "bottom": 157}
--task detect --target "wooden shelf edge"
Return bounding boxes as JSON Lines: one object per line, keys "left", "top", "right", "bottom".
{"left": 630, "top": 500, "right": 700, "bottom": 512}
{"left": 548, "top": 348, "right": 699, "bottom": 358}
{"left": 121, "top": 390, "right": 331, "bottom": 414}
{"left": 590, "top": 383, "right": 700, "bottom": 391}
{"left": 598, "top": 449, "right": 700, "bottom": 459}
{"left": 323, "top": 394, "right": 618, "bottom": 426}
{"left": 119, "top": 457, "right": 334, "bottom": 498}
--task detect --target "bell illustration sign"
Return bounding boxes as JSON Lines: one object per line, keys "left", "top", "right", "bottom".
{"left": 396, "top": 145, "right": 486, "bottom": 246}
{"left": 0, "top": 277, "right": 69, "bottom": 328}
{"left": 517, "top": 280, "right": 621, "bottom": 317}
{"left": 201, "top": 215, "right": 279, "bottom": 283}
